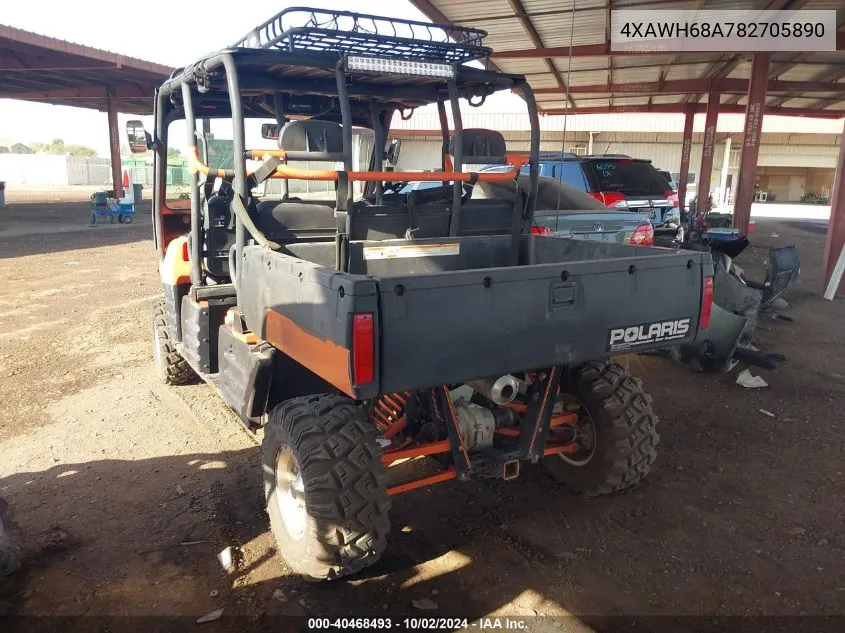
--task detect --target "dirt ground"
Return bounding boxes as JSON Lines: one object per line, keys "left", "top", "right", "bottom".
{"left": 0, "top": 200, "right": 843, "bottom": 632}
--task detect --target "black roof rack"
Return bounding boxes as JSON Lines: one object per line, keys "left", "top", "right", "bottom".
{"left": 231, "top": 6, "right": 491, "bottom": 65}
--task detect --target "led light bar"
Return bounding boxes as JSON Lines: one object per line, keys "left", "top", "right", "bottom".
{"left": 346, "top": 56, "right": 455, "bottom": 79}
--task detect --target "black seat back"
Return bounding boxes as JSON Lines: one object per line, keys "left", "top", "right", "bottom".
{"left": 254, "top": 200, "right": 337, "bottom": 243}
{"left": 203, "top": 194, "right": 234, "bottom": 279}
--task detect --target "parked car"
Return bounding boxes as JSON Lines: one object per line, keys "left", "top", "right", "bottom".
{"left": 508, "top": 153, "right": 681, "bottom": 245}
{"left": 473, "top": 173, "right": 654, "bottom": 245}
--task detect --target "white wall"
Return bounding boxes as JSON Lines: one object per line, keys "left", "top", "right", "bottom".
{"left": 0, "top": 154, "right": 69, "bottom": 186}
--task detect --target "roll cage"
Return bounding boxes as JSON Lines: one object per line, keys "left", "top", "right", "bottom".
{"left": 149, "top": 6, "right": 540, "bottom": 287}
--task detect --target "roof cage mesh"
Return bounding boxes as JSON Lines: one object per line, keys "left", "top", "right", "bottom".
{"left": 231, "top": 7, "right": 490, "bottom": 64}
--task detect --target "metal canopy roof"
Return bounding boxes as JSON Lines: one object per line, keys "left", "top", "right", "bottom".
{"left": 0, "top": 25, "right": 171, "bottom": 114}
{"left": 409, "top": 0, "right": 845, "bottom": 118}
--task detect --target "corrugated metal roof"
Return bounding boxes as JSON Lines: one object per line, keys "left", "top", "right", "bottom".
{"left": 568, "top": 70, "right": 611, "bottom": 85}
{"left": 433, "top": 0, "right": 512, "bottom": 22}
{"left": 409, "top": 0, "right": 845, "bottom": 118}
{"left": 532, "top": 11, "right": 606, "bottom": 47}
{"left": 0, "top": 24, "right": 170, "bottom": 114}
{"left": 611, "top": 96, "right": 651, "bottom": 106}
{"left": 665, "top": 63, "right": 714, "bottom": 81}
{"left": 779, "top": 65, "right": 836, "bottom": 82}
{"left": 615, "top": 66, "right": 662, "bottom": 83}
{"left": 493, "top": 59, "right": 550, "bottom": 74}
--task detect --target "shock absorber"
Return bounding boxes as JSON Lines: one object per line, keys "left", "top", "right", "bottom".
{"left": 370, "top": 391, "right": 411, "bottom": 438}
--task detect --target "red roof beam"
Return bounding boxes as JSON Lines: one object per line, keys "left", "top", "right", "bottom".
{"left": 541, "top": 103, "right": 844, "bottom": 118}
{"left": 532, "top": 78, "right": 845, "bottom": 95}
{"left": 0, "top": 25, "right": 171, "bottom": 76}
{"left": 2, "top": 85, "right": 153, "bottom": 99}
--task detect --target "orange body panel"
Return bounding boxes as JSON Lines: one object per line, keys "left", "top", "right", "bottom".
{"left": 264, "top": 310, "right": 353, "bottom": 397}
{"left": 159, "top": 235, "right": 192, "bottom": 286}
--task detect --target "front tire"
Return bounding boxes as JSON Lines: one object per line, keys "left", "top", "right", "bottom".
{"left": 262, "top": 395, "right": 390, "bottom": 580}
{"left": 151, "top": 298, "right": 195, "bottom": 385}
{"left": 543, "top": 361, "right": 659, "bottom": 496}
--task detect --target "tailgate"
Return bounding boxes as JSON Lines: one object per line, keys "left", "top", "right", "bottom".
{"left": 377, "top": 246, "right": 711, "bottom": 393}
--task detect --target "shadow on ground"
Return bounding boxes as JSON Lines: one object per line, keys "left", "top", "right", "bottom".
{"left": 0, "top": 201, "right": 153, "bottom": 258}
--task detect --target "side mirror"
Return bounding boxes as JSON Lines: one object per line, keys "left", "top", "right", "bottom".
{"left": 386, "top": 139, "right": 402, "bottom": 167}
{"left": 126, "top": 120, "right": 151, "bottom": 154}
{"left": 261, "top": 123, "right": 280, "bottom": 140}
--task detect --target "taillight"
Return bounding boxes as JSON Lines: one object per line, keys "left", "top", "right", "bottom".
{"left": 182, "top": 240, "right": 190, "bottom": 261}
{"left": 700, "top": 276, "right": 714, "bottom": 330}
{"left": 352, "top": 313, "right": 375, "bottom": 385}
{"left": 629, "top": 223, "right": 654, "bottom": 246}
{"left": 602, "top": 192, "right": 627, "bottom": 207}
{"left": 531, "top": 225, "right": 555, "bottom": 236}
{"left": 748, "top": 220, "right": 756, "bottom": 234}
{"left": 666, "top": 191, "right": 679, "bottom": 207}
{"left": 587, "top": 191, "right": 627, "bottom": 207}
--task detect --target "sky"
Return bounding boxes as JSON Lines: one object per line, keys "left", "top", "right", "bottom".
{"left": 0, "top": 0, "right": 526, "bottom": 156}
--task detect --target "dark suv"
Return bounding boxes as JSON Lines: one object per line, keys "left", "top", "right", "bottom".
{"left": 532, "top": 153, "right": 682, "bottom": 244}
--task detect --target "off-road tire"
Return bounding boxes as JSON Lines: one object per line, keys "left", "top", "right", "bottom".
{"left": 151, "top": 298, "right": 194, "bottom": 385}
{"left": 543, "top": 361, "right": 659, "bottom": 496}
{"left": 0, "top": 498, "right": 23, "bottom": 578}
{"left": 262, "top": 395, "right": 390, "bottom": 580}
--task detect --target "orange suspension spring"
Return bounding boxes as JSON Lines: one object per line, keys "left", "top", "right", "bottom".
{"left": 370, "top": 391, "right": 411, "bottom": 438}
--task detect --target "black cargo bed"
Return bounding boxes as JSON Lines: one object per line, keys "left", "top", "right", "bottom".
{"left": 240, "top": 235, "right": 712, "bottom": 395}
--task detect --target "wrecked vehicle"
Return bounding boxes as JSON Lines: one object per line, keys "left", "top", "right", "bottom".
{"left": 128, "top": 6, "right": 716, "bottom": 579}
{"left": 670, "top": 242, "right": 800, "bottom": 372}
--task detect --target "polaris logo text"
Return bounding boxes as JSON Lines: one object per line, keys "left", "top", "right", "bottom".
{"left": 608, "top": 318, "right": 691, "bottom": 351}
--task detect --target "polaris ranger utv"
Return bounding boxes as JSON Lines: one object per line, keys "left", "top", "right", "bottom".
{"left": 128, "top": 7, "right": 714, "bottom": 580}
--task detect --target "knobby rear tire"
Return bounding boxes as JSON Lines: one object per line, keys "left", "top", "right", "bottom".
{"left": 543, "top": 361, "right": 659, "bottom": 496}
{"left": 261, "top": 395, "right": 390, "bottom": 580}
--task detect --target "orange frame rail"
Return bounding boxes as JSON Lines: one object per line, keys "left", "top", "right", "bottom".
{"left": 381, "top": 439, "right": 451, "bottom": 466}
{"left": 387, "top": 467, "right": 457, "bottom": 496}
{"left": 188, "top": 146, "right": 528, "bottom": 183}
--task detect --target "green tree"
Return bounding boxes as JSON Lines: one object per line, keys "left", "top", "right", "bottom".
{"left": 49, "top": 138, "right": 65, "bottom": 154}
{"left": 167, "top": 147, "right": 182, "bottom": 163}
{"left": 65, "top": 144, "right": 97, "bottom": 157}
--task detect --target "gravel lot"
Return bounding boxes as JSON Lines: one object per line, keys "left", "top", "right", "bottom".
{"left": 0, "top": 199, "right": 843, "bottom": 632}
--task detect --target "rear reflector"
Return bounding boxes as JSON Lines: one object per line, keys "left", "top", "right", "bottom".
{"left": 352, "top": 313, "right": 375, "bottom": 385}
{"left": 182, "top": 240, "right": 190, "bottom": 261}
{"left": 700, "top": 276, "right": 714, "bottom": 330}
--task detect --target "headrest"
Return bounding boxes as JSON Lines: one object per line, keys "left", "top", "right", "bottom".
{"left": 279, "top": 120, "right": 344, "bottom": 156}
{"left": 449, "top": 129, "right": 507, "bottom": 164}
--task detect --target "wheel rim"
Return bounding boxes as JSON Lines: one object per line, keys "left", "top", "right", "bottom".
{"left": 274, "top": 447, "right": 307, "bottom": 541}
{"left": 555, "top": 395, "right": 598, "bottom": 467}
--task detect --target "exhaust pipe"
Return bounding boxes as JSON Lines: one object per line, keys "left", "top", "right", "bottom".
{"left": 467, "top": 374, "right": 520, "bottom": 405}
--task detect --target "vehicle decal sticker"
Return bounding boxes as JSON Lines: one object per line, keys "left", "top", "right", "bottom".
{"left": 363, "top": 243, "right": 460, "bottom": 260}
{"left": 608, "top": 318, "right": 691, "bottom": 352}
